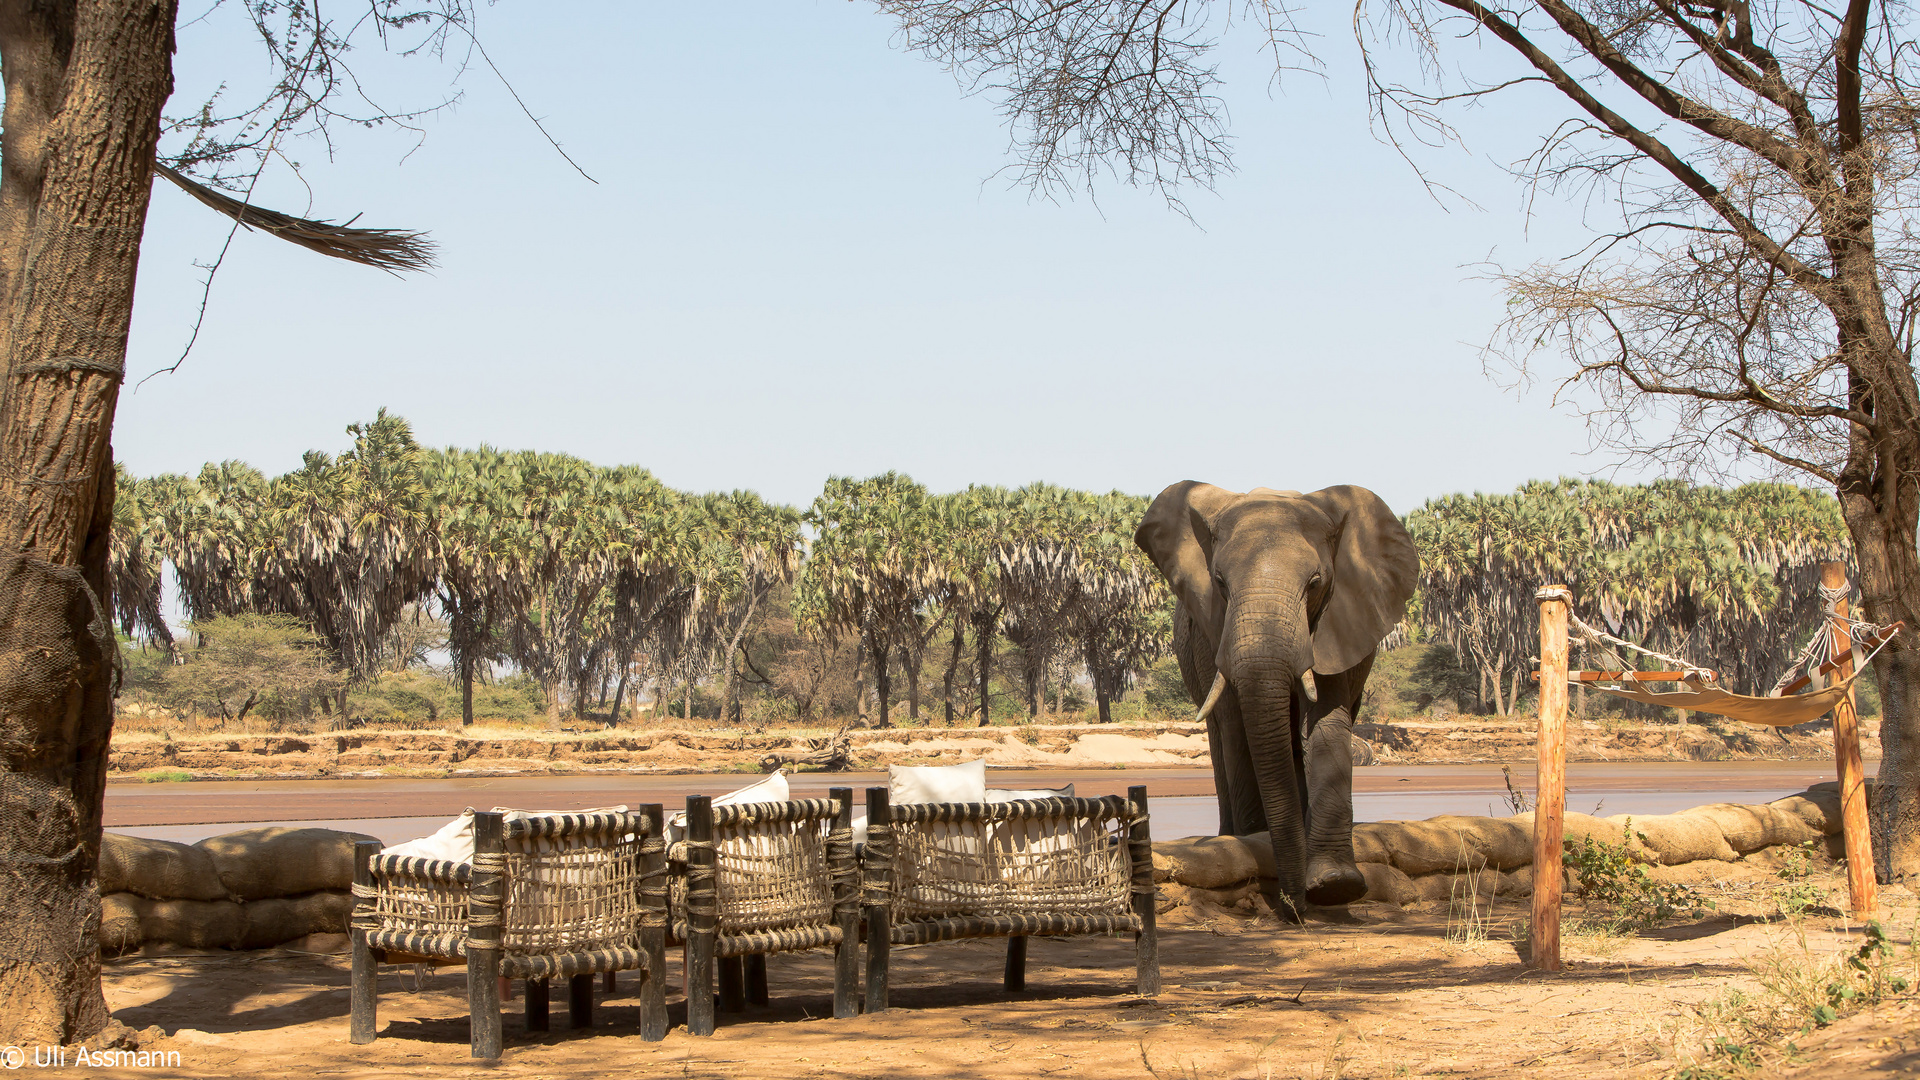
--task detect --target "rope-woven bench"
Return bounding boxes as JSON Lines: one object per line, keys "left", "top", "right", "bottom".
{"left": 672, "top": 787, "right": 860, "bottom": 1035}
{"left": 860, "top": 785, "right": 1159, "bottom": 1011}
{"left": 347, "top": 807, "right": 669, "bottom": 1059}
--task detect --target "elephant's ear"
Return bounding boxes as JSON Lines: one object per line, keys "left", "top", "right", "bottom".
{"left": 1300, "top": 485, "right": 1419, "bottom": 675}
{"left": 1133, "top": 481, "right": 1240, "bottom": 649}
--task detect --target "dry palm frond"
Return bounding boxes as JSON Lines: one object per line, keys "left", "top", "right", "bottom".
{"left": 156, "top": 164, "right": 436, "bottom": 273}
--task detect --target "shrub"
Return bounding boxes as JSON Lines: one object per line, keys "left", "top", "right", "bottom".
{"left": 1563, "top": 822, "right": 1714, "bottom": 932}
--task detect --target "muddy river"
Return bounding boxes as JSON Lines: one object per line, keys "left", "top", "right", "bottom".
{"left": 105, "top": 760, "right": 1856, "bottom": 845}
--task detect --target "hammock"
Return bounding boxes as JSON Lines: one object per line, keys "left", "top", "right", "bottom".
{"left": 1542, "top": 584, "right": 1902, "bottom": 728}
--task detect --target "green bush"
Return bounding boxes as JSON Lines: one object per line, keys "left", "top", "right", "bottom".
{"left": 1563, "top": 822, "right": 1714, "bottom": 932}
{"left": 1141, "top": 656, "right": 1190, "bottom": 715}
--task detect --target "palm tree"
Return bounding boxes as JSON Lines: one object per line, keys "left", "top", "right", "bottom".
{"left": 798, "top": 473, "right": 942, "bottom": 728}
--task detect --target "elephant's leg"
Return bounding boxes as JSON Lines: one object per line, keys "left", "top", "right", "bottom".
{"left": 1214, "top": 688, "right": 1266, "bottom": 838}
{"left": 1175, "top": 608, "right": 1241, "bottom": 836}
{"left": 1301, "top": 658, "right": 1373, "bottom": 906}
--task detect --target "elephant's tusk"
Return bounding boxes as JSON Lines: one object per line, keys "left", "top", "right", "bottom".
{"left": 1195, "top": 672, "right": 1228, "bottom": 723}
{"left": 1301, "top": 669, "right": 1319, "bottom": 703}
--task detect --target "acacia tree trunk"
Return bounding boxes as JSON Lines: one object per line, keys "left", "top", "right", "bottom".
{"left": 0, "top": 0, "right": 179, "bottom": 1044}
{"left": 609, "top": 672, "right": 627, "bottom": 728}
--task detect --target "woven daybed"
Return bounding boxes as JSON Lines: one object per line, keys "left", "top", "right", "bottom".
{"left": 348, "top": 807, "right": 669, "bottom": 1058}
{"left": 860, "top": 784, "right": 1159, "bottom": 1009}
{"left": 673, "top": 786, "right": 861, "bottom": 1034}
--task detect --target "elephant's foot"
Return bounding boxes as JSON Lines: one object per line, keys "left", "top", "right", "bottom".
{"left": 1304, "top": 857, "right": 1366, "bottom": 906}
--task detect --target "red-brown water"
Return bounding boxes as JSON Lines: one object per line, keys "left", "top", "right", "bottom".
{"left": 105, "top": 761, "right": 1853, "bottom": 845}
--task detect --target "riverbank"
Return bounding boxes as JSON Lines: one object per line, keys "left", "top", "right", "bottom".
{"left": 105, "top": 715, "right": 1875, "bottom": 782}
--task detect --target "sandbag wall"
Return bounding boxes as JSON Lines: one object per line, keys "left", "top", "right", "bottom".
{"left": 98, "top": 827, "right": 378, "bottom": 954}
{"left": 1152, "top": 783, "right": 1851, "bottom": 912}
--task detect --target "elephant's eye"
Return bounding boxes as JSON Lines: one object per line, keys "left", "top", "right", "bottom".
{"left": 1308, "top": 572, "right": 1324, "bottom": 591}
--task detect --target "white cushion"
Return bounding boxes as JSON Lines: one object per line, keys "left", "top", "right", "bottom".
{"left": 382, "top": 809, "right": 476, "bottom": 863}
{"left": 986, "top": 784, "right": 1074, "bottom": 802}
{"left": 888, "top": 759, "right": 987, "bottom": 805}
{"left": 668, "top": 770, "right": 792, "bottom": 841}
{"left": 380, "top": 804, "right": 631, "bottom": 864}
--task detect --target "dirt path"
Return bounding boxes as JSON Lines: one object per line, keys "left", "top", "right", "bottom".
{"left": 94, "top": 866, "right": 1919, "bottom": 1079}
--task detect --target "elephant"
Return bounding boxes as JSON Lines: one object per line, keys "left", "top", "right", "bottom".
{"left": 1134, "top": 482, "right": 1417, "bottom": 913}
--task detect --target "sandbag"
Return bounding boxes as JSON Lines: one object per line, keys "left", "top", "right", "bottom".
{"left": 1688, "top": 802, "right": 1822, "bottom": 853}
{"left": 1152, "top": 835, "right": 1262, "bottom": 890}
{"left": 137, "top": 897, "right": 249, "bottom": 950}
{"left": 1358, "top": 861, "right": 1417, "bottom": 905}
{"left": 1372, "top": 820, "right": 1488, "bottom": 876}
{"left": 1352, "top": 823, "right": 1392, "bottom": 865}
{"left": 100, "top": 893, "right": 146, "bottom": 954}
{"left": 196, "top": 827, "right": 378, "bottom": 901}
{"left": 237, "top": 892, "right": 354, "bottom": 949}
{"left": 99, "top": 834, "right": 227, "bottom": 902}
{"left": 1606, "top": 812, "right": 1738, "bottom": 865}
{"left": 1429, "top": 815, "right": 1533, "bottom": 871}
{"left": 1771, "top": 789, "right": 1844, "bottom": 836}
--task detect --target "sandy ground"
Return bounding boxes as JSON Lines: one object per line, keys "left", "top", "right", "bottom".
{"left": 86, "top": 858, "right": 1920, "bottom": 1080}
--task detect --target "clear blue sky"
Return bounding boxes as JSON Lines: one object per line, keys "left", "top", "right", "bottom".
{"left": 115, "top": 0, "right": 1659, "bottom": 516}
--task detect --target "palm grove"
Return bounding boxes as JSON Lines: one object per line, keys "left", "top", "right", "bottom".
{"left": 112, "top": 414, "right": 1862, "bottom": 738}
{"left": 112, "top": 414, "right": 1173, "bottom": 730}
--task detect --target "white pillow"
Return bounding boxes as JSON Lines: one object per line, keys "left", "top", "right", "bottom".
{"left": 380, "top": 804, "right": 633, "bottom": 864}
{"left": 669, "top": 770, "right": 792, "bottom": 840}
{"left": 986, "top": 784, "right": 1075, "bottom": 802}
{"left": 889, "top": 759, "right": 987, "bottom": 805}
{"left": 382, "top": 809, "right": 476, "bottom": 864}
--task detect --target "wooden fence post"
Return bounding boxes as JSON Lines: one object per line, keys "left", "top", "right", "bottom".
{"left": 348, "top": 840, "right": 379, "bottom": 1044}
{"left": 1531, "top": 585, "right": 1571, "bottom": 973}
{"left": 1822, "top": 561, "right": 1879, "bottom": 918}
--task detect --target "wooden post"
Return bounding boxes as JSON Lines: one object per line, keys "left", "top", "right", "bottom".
{"left": 744, "top": 954, "right": 769, "bottom": 1006}
{"left": 1003, "top": 936, "right": 1028, "bottom": 992}
{"left": 828, "top": 787, "right": 860, "bottom": 1019}
{"left": 568, "top": 972, "right": 593, "bottom": 1029}
{"left": 637, "top": 803, "right": 668, "bottom": 1042}
{"left": 1128, "top": 785, "right": 1160, "bottom": 996}
{"left": 1531, "top": 586, "right": 1570, "bottom": 973}
{"left": 349, "top": 841, "right": 379, "bottom": 1044}
{"left": 684, "top": 795, "right": 718, "bottom": 1036}
{"left": 863, "top": 786, "right": 892, "bottom": 1015}
{"left": 468, "top": 811, "right": 505, "bottom": 1059}
{"left": 1823, "top": 561, "right": 1880, "bottom": 917}
{"left": 718, "top": 956, "right": 746, "bottom": 1013}
{"left": 525, "top": 977, "right": 549, "bottom": 1032}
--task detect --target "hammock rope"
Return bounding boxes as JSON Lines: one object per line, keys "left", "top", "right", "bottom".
{"left": 1532, "top": 585, "right": 1901, "bottom": 727}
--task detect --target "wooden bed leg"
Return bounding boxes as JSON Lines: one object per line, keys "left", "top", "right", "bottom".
{"left": 349, "top": 841, "right": 379, "bottom": 1044}
{"left": 719, "top": 956, "right": 746, "bottom": 1013}
{"left": 863, "top": 786, "right": 892, "bottom": 1015}
{"left": 685, "top": 795, "right": 718, "bottom": 1036}
{"left": 637, "top": 803, "right": 669, "bottom": 1042}
{"left": 468, "top": 811, "right": 505, "bottom": 1059}
{"left": 1004, "top": 935, "right": 1028, "bottom": 992}
{"left": 525, "top": 978, "right": 549, "bottom": 1032}
{"left": 569, "top": 973, "right": 593, "bottom": 1029}
{"left": 829, "top": 786, "right": 860, "bottom": 1019}
{"left": 603, "top": 971, "right": 616, "bottom": 994}
{"left": 744, "top": 954, "right": 768, "bottom": 1006}
{"left": 1128, "top": 786, "right": 1160, "bottom": 997}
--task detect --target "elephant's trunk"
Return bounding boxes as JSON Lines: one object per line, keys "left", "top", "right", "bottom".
{"left": 1221, "top": 589, "right": 1317, "bottom": 911}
